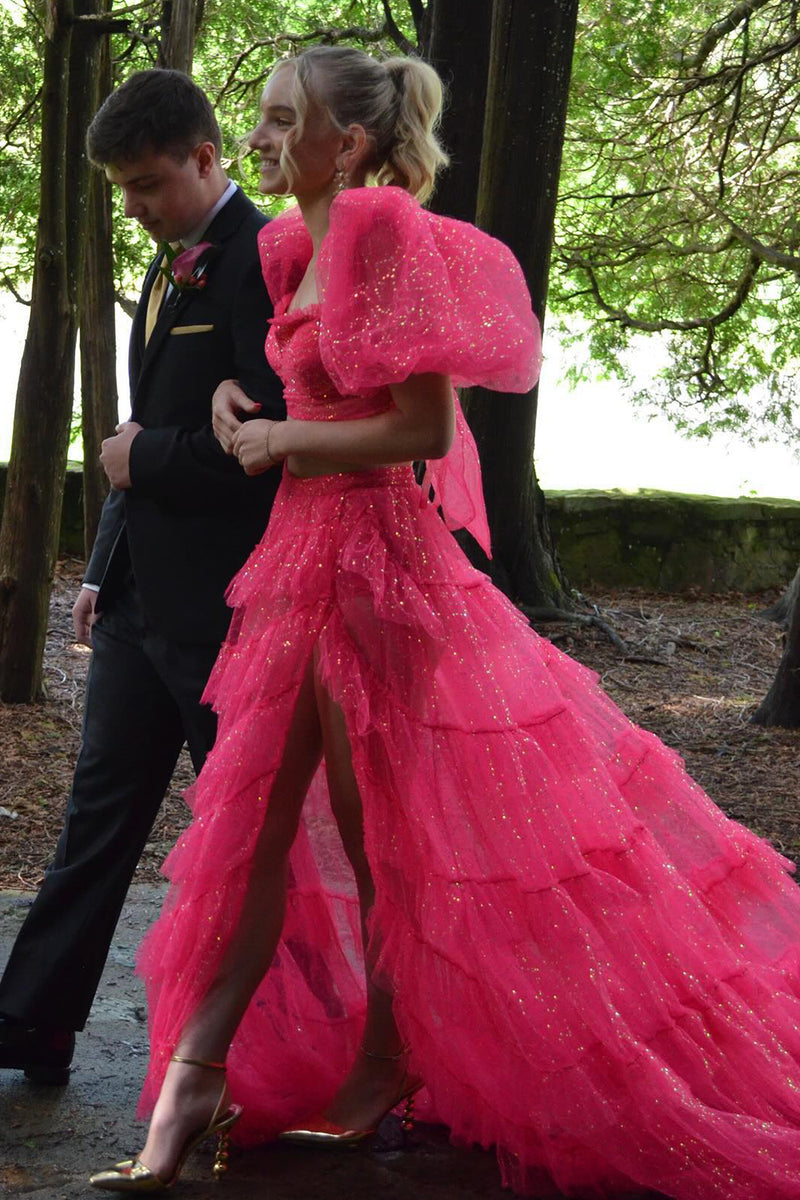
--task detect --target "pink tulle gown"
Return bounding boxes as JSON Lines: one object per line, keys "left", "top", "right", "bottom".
{"left": 137, "top": 187, "right": 800, "bottom": 1199}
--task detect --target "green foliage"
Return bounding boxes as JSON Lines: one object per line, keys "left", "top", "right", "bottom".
{"left": 0, "top": 0, "right": 44, "bottom": 295}
{"left": 5, "top": 0, "right": 797, "bottom": 446}
{"left": 553, "top": 0, "right": 800, "bottom": 443}
{"left": 0, "top": 1, "right": 417, "bottom": 295}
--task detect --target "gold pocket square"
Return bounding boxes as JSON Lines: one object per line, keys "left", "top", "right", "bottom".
{"left": 170, "top": 323, "right": 215, "bottom": 335}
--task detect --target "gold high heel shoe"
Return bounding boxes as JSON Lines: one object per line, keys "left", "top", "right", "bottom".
{"left": 89, "top": 1055, "right": 242, "bottom": 1192}
{"left": 278, "top": 1045, "right": 422, "bottom": 1147}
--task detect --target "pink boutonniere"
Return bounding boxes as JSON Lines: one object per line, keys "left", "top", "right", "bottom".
{"left": 159, "top": 241, "right": 215, "bottom": 291}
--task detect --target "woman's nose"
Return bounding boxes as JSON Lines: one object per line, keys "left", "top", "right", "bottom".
{"left": 248, "top": 121, "right": 268, "bottom": 151}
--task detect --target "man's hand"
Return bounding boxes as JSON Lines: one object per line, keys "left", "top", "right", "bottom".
{"left": 212, "top": 379, "right": 261, "bottom": 454}
{"left": 72, "top": 587, "right": 98, "bottom": 647}
{"left": 100, "top": 421, "right": 143, "bottom": 489}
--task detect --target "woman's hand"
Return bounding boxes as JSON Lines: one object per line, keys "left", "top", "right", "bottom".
{"left": 212, "top": 379, "right": 261, "bottom": 454}
{"left": 231, "top": 418, "right": 284, "bottom": 476}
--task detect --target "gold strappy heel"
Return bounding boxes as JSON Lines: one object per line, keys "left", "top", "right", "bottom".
{"left": 278, "top": 1045, "right": 422, "bottom": 1147}
{"left": 89, "top": 1055, "right": 242, "bottom": 1192}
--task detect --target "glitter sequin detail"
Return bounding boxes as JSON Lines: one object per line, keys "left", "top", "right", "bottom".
{"left": 137, "top": 188, "right": 800, "bottom": 1200}
{"left": 260, "top": 187, "right": 543, "bottom": 555}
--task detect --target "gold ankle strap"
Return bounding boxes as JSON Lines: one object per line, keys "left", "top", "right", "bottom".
{"left": 170, "top": 1054, "right": 226, "bottom": 1070}
{"left": 361, "top": 1044, "right": 408, "bottom": 1062}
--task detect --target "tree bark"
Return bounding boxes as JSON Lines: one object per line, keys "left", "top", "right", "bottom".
{"left": 751, "top": 573, "right": 800, "bottom": 727}
{"left": 464, "top": 0, "right": 579, "bottom": 606}
{"left": 752, "top": 563, "right": 800, "bottom": 726}
{"left": 158, "top": 0, "right": 202, "bottom": 73}
{"left": 80, "top": 22, "right": 117, "bottom": 562}
{"left": 424, "top": 0, "right": 493, "bottom": 223}
{"left": 759, "top": 561, "right": 800, "bottom": 628}
{"left": 0, "top": 1, "right": 76, "bottom": 702}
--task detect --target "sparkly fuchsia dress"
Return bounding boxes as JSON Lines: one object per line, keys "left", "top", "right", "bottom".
{"left": 137, "top": 187, "right": 800, "bottom": 1199}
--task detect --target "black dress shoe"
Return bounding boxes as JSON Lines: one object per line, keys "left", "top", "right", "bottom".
{"left": 0, "top": 1015, "right": 74, "bottom": 1084}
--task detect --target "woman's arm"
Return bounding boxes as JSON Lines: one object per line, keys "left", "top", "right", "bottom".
{"left": 226, "top": 373, "right": 455, "bottom": 475}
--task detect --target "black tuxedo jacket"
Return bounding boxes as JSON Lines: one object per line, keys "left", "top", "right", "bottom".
{"left": 85, "top": 186, "right": 284, "bottom": 645}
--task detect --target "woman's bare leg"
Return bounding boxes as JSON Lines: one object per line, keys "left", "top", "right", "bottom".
{"left": 138, "top": 659, "right": 323, "bottom": 1178}
{"left": 313, "top": 665, "right": 413, "bottom": 1129}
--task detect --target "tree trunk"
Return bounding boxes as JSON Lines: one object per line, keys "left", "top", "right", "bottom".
{"left": 80, "top": 22, "right": 117, "bottom": 563}
{"left": 752, "top": 564, "right": 800, "bottom": 726}
{"left": 751, "top": 575, "right": 800, "bottom": 727}
{"left": 760, "top": 562, "right": 800, "bottom": 628}
{"left": 0, "top": 1, "right": 76, "bottom": 702}
{"left": 463, "top": 0, "right": 579, "bottom": 607}
{"left": 424, "top": 0, "right": 493, "bottom": 224}
{"left": 158, "top": 0, "right": 202, "bottom": 72}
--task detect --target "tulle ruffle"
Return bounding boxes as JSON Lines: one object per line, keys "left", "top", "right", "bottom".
{"left": 138, "top": 465, "right": 800, "bottom": 1199}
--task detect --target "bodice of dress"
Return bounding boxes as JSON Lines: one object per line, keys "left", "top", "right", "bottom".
{"left": 266, "top": 295, "right": 394, "bottom": 423}
{"left": 258, "top": 186, "right": 542, "bottom": 554}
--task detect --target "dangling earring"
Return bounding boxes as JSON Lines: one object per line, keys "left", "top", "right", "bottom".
{"left": 334, "top": 167, "right": 347, "bottom": 194}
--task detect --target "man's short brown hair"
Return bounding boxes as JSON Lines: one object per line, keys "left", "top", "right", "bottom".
{"left": 86, "top": 69, "right": 222, "bottom": 165}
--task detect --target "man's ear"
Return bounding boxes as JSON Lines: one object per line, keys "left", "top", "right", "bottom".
{"left": 193, "top": 141, "right": 217, "bottom": 179}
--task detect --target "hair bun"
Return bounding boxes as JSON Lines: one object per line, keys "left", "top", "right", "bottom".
{"left": 379, "top": 56, "right": 449, "bottom": 201}
{"left": 286, "top": 46, "right": 448, "bottom": 202}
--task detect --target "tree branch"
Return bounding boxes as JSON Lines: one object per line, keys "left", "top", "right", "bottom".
{"left": 381, "top": 0, "right": 416, "bottom": 54}
{"left": 654, "top": 233, "right": 738, "bottom": 256}
{"left": 684, "top": 0, "right": 771, "bottom": 71}
{"left": 558, "top": 185, "right": 671, "bottom": 205}
{"left": 722, "top": 216, "right": 800, "bottom": 272}
{"left": 66, "top": 0, "right": 152, "bottom": 22}
{"left": 115, "top": 290, "right": 137, "bottom": 319}
{"left": 675, "top": 28, "right": 800, "bottom": 94}
{"left": 69, "top": 14, "right": 136, "bottom": 33}
{"left": 1, "top": 274, "right": 32, "bottom": 306}
{"left": 113, "top": 28, "right": 160, "bottom": 63}
{"left": 564, "top": 249, "right": 761, "bottom": 332}
{"left": 716, "top": 15, "right": 748, "bottom": 199}
{"left": 215, "top": 22, "right": 391, "bottom": 103}
{"left": 406, "top": 0, "right": 427, "bottom": 40}
{"left": 2, "top": 86, "right": 42, "bottom": 145}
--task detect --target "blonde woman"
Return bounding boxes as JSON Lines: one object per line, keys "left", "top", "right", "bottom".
{"left": 91, "top": 46, "right": 800, "bottom": 1199}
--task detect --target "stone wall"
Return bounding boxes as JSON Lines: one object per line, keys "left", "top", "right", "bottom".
{"left": 547, "top": 489, "right": 800, "bottom": 593}
{"left": 0, "top": 463, "right": 85, "bottom": 559}
{"left": 1, "top": 467, "right": 799, "bottom": 593}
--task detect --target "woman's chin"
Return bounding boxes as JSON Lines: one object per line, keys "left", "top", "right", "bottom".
{"left": 259, "top": 172, "right": 290, "bottom": 197}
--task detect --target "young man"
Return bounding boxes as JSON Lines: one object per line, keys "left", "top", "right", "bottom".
{"left": 0, "top": 70, "right": 283, "bottom": 1082}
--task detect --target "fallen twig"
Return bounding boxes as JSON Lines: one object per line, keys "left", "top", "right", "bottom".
{"left": 519, "top": 605, "right": 628, "bottom": 652}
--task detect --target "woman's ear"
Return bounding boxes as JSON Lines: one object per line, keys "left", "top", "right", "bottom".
{"left": 337, "top": 124, "right": 370, "bottom": 178}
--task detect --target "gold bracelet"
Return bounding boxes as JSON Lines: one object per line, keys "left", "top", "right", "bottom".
{"left": 264, "top": 423, "right": 274, "bottom": 466}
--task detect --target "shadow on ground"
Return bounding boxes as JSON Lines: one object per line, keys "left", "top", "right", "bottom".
{"left": 0, "top": 887, "right": 523, "bottom": 1200}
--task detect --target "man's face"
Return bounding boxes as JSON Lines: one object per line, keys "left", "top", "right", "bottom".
{"left": 105, "top": 144, "right": 215, "bottom": 243}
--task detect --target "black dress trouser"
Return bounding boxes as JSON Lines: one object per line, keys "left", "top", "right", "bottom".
{"left": 0, "top": 577, "right": 220, "bottom": 1031}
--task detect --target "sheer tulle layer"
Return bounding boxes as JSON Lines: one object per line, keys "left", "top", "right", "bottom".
{"left": 138, "top": 466, "right": 800, "bottom": 1199}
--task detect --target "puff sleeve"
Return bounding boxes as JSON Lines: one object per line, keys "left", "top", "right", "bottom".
{"left": 315, "top": 186, "right": 541, "bottom": 396}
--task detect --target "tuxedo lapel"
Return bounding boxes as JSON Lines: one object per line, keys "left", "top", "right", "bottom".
{"left": 136, "top": 281, "right": 191, "bottom": 378}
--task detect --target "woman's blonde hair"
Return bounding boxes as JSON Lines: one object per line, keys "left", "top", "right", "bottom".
{"left": 274, "top": 45, "right": 449, "bottom": 202}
